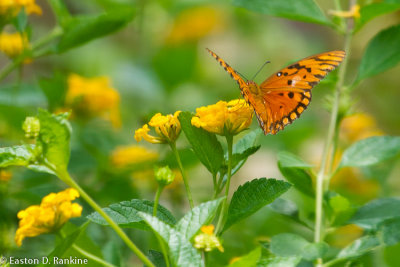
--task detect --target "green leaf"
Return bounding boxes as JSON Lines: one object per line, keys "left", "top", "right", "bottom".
{"left": 139, "top": 213, "right": 204, "bottom": 267}
{"left": 0, "top": 145, "right": 35, "bottom": 168}
{"left": 380, "top": 218, "right": 400, "bottom": 246}
{"left": 223, "top": 178, "right": 291, "bottom": 231}
{"left": 179, "top": 112, "right": 224, "bottom": 176}
{"left": 87, "top": 199, "right": 176, "bottom": 229}
{"left": 270, "top": 233, "right": 328, "bottom": 261}
{"left": 48, "top": 0, "right": 71, "bottom": 27}
{"left": 350, "top": 198, "right": 400, "bottom": 229}
{"left": 337, "top": 235, "right": 381, "bottom": 260}
{"left": 175, "top": 198, "right": 224, "bottom": 240}
{"left": 231, "top": 129, "right": 262, "bottom": 175}
{"left": 357, "top": 24, "right": 400, "bottom": 81}
{"left": 257, "top": 256, "right": 301, "bottom": 267}
{"left": 227, "top": 247, "right": 261, "bottom": 267}
{"left": 57, "top": 8, "right": 135, "bottom": 52}
{"left": 277, "top": 152, "right": 314, "bottom": 197}
{"left": 37, "top": 109, "right": 71, "bottom": 173}
{"left": 233, "top": 0, "right": 331, "bottom": 26}
{"left": 355, "top": 3, "right": 400, "bottom": 32}
{"left": 339, "top": 136, "right": 400, "bottom": 168}
{"left": 38, "top": 223, "right": 89, "bottom": 267}
{"left": 269, "top": 198, "right": 298, "bottom": 218}
{"left": 146, "top": 250, "right": 166, "bottom": 267}
{"left": 14, "top": 9, "right": 28, "bottom": 32}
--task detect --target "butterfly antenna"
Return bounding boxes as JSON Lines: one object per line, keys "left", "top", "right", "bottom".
{"left": 236, "top": 71, "right": 249, "bottom": 81}
{"left": 251, "top": 60, "right": 271, "bottom": 81}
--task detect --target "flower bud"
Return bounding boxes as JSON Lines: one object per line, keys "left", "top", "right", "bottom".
{"left": 193, "top": 225, "right": 224, "bottom": 252}
{"left": 22, "top": 117, "right": 40, "bottom": 138}
{"left": 154, "top": 166, "right": 175, "bottom": 186}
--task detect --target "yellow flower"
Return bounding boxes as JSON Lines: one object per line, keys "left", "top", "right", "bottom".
{"left": 191, "top": 99, "right": 253, "bottom": 136}
{"left": 194, "top": 224, "right": 224, "bottom": 252}
{"left": 327, "top": 224, "right": 363, "bottom": 248}
{"left": 329, "top": 4, "right": 360, "bottom": 19}
{"left": 66, "top": 74, "right": 121, "bottom": 128}
{"left": 0, "top": 169, "right": 12, "bottom": 182}
{"left": 134, "top": 111, "right": 181, "bottom": 144}
{"left": 340, "top": 113, "right": 383, "bottom": 143}
{"left": 15, "top": 188, "right": 82, "bottom": 246}
{"left": 0, "top": 0, "right": 42, "bottom": 16}
{"left": 0, "top": 32, "right": 29, "bottom": 58}
{"left": 110, "top": 145, "right": 158, "bottom": 168}
{"left": 166, "top": 6, "right": 223, "bottom": 44}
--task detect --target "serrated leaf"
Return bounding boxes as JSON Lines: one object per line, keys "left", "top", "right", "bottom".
{"left": 231, "top": 129, "right": 262, "bottom": 175}
{"left": 38, "top": 73, "right": 67, "bottom": 112}
{"left": 277, "top": 151, "right": 313, "bottom": 169}
{"left": 350, "top": 198, "right": 400, "bottom": 229}
{"left": 339, "top": 136, "right": 400, "bottom": 168}
{"left": 337, "top": 235, "right": 380, "bottom": 259}
{"left": 146, "top": 250, "right": 166, "bottom": 267}
{"left": 37, "top": 109, "right": 71, "bottom": 173}
{"left": 57, "top": 8, "right": 135, "bottom": 52}
{"left": 379, "top": 218, "right": 400, "bottom": 246}
{"left": 87, "top": 199, "right": 176, "bottom": 230}
{"left": 224, "top": 178, "right": 291, "bottom": 231}
{"left": 233, "top": 0, "right": 331, "bottom": 26}
{"left": 357, "top": 24, "right": 400, "bottom": 81}
{"left": 139, "top": 213, "right": 204, "bottom": 267}
{"left": 354, "top": 3, "right": 400, "bottom": 33}
{"left": 0, "top": 145, "right": 35, "bottom": 168}
{"left": 228, "top": 247, "right": 261, "bottom": 267}
{"left": 179, "top": 112, "right": 224, "bottom": 176}
{"left": 175, "top": 198, "right": 223, "bottom": 240}
{"left": 302, "top": 242, "right": 329, "bottom": 261}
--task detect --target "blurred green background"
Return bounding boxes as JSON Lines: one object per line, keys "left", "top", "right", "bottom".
{"left": 1, "top": 0, "right": 400, "bottom": 266}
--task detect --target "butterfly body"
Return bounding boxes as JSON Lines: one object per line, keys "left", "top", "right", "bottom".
{"left": 207, "top": 48, "right": 345, "bottom": 135}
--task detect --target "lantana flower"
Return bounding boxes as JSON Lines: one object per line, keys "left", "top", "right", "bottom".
{"left": 194, "top": 225, "right": 224, "bottom": 252}
{"left": 0, "top": 32, "right": 29, "bottom": 58}
{"left": 134, "top": 111, "right": 181, "bottom": 144}
{"left": 0, "top": 0, "right": 42, "bottom": 16}
{"left": 66, "top": 74, "right": 121, "bottom": 128}
{"left": 110, "top": 145, "right": 158, "bottom": 168}
{"left": 15, "top": 188, "right": 82, "bottom": 246}
{"left": 191, "top": 99, "right": 253, "bottom": 136}
{"left": 329, "top": 4, "right": 360, "bottom": 19}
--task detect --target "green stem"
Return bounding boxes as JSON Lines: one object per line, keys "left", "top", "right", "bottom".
{"left": 314, "top": 4, "right": 353, "bottom": 266}
{"left": 170, "top": 142, "right": 194, "bottom": 208}
{"left": 57, "top": 171, "right": 155, "bottom": 267}
{"left": 212, "top": 173, "right": 218, "bottom": 199}
{"left": 72, "top": 244, "right": 116, "bottom": 267}
{"left": 153, "top": 186, "right": 163, "bottom": 216}
{"left": 57, "top": 232, "right": 116, "bottom": 267}
{"left": 155, "top": 234, "right": 170, "bottom": 267}
{"left": 216, "top": 134, "right": 233, "bottom": 234}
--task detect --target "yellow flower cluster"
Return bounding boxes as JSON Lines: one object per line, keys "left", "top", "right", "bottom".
{"left": 166, "top": 6, "right": 222, "bottom": 44}
{"left": 191, "top": 99, "right": 253, "bottom": 136}
{"left": 110, "top": 145, "right": 158, "bottom": 168}
{"left": 0, "top": 32, "right": 29, "bottom": 58}
{"left": 0, "top": 0, "right": 42, "bottom": 15}
{"left": 340, "top": 113, "right": 383, "bottom": 143}
{"left": 135, "top": 111, "right": 181, "bottom": 144}
{"left": 66, "top": 74, "right": 121, "bottom": 128}
{"left": 15, "top": 188, "right": 82, "bottom": 246}
{"left": 194, "top": 225, "right": 224, "bottom": 252}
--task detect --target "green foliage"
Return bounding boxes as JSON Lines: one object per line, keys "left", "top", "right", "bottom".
{"left": 0, "top": 145, "right": 35, "bottom": 168}
{"left": 257, "top": 256, "right": 301, "bottom": 267}
{"left": 233, "top": 0, "right": 331, "bottom": 26}
{"left": 336, "top": 235, "right": 381, "bottom": 260}
{"left": 147, "top": 250, "right": 166, "bottom": 267}
{"left": 87, "top": 199, "right": 176, "bottom": 229}
{"left": 56, "top": 8, "right": 135, "bottom": 52}
{"left": 139, "top": 213, "right": 204, "bottom": 267}
{"left": 357, "top": 24, "right": 400, "bottom": 81}
{"left": 223, "top": 178, "right": 291, "bottom": 231}
{"left": 355, "top": 3, "right": 400, "bottom": 32}
{"left": 175, "top": 198, "right": 224, "bottom": 240}
{"left": 277, "top": 151, "right": 314, "bottom": 197}
{"left": 227, "top": 247, "right": 261, "bottom": 267}
{"left": 339, "top": 136, "right": 400, "bottom": 168}
{"left": 230, "top": 129, "right": 262, "bottom": 175}
{"left": 179, "top": 112, "right": 224, "bottom": 176}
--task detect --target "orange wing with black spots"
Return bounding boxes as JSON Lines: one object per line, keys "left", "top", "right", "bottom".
{"left": 207, "top": 49, "right": 345, "bottom": 135}
{"left": 259, "top": 50, "right": 345, "bottom": 134}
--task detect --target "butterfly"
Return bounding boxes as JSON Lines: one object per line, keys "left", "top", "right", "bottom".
{"left": 207, "top": 48, "right": 345, "bottom": 135}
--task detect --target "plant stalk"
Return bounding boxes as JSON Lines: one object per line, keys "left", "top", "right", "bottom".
{"left": 58, "top": 171, "right": 155, "bottom": 267}
{"left": 216, "top": 134, "right": 233, "bottom": 234}
{"left": 153, "top": 186, "right": 163, "bottom": 216}
{"left": 170, "top": 142, "right": 194, "bottom": 208}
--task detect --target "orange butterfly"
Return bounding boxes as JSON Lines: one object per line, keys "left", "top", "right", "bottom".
{"left": 207, "top": 49, "right": 345, "bottom": 135}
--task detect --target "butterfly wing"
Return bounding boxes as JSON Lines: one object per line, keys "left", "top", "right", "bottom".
{"left": 258, "top": 50, "right": 346, "bottom": 134}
